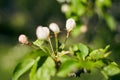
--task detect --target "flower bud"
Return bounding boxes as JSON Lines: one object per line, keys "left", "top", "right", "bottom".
{"left": 18, "top": 34, "right": 28, "bottom": 44}
{"left": 61, "top": 4, "right": 69, "bottom": 13}
{"left": 49, "top": 23, "right": 60, "bottom": 33}
{"left": 36, "top": 26, "right": 50, "bottom": 40}
{"left": 66, "top": 18, "right": 76, "bottom": 32}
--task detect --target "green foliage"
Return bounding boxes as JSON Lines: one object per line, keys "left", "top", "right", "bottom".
{"left": 12, "top": 40, "right": 120, "bottom": 80}
{"left": 103, "top": 62, "right": 120, "bottom": 76}
{"left": 35, "top": 57, "right": 56, "bottom": 80}
{"left": 12, "top": 59, "right": 35, "bottom": 80}
{"left": 57, "top": 59, "right": 79, "bottom": 77}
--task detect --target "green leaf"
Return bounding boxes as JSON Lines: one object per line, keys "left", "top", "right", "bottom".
{"left": 25, "top": 49, "right": 49, "bottom": 59}
{"left": 79, "top": 60, "right": 105, "bottom": 70}
{"left": 57, "top": 60, "right": 79, "bottom": 77}
{"left": 78, "top": 43, "right": 89, "bottom": 60}
{"left": 80, "top": 68, "right": 107, "bottom": 80}
{"left": 33, "top": 39, "right": 49, "bottom": 53}
{"left": 103, "top": 45, "right": 110, "bottom": 52}
{"left": 33, "top": 39, "right": 43, "bottom": 48}
{"left": 36, "top": 57, "right": 56, "bottom": 80}
{"left": 89, "top": 49, "right": 104, "bottom": 60}
{"left": 103, "top": 62, "right": 120, "bottom": 76}
{"left": 105, "top": 14, "right": 116, "bottom": 31}
{"left": 12, "top": 59, "right": 35, "bottom": 80}
{"left": 29, "top": 57, "right": 40, "bottom": 80}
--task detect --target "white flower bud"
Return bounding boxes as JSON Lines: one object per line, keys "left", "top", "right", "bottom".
{"left": 49, "top": 23, "right": 60, "bottom": 33}
{"left": 66, "top": 18, "right": 76, "bottom": 32}
{"left": 61, "top": 4, "right": 69, "bottom": 13}
{"left": 18, "top": 34, "right": 28, "bottom": 44}
{"left": 36, "top": 26, "right": 50, "bottom": 40}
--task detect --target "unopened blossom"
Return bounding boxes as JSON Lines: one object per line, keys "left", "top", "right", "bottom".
{"left": 49, "top": 23, "right": 60, "bottom": 33}
{"left": 66, "top": 18, "right": 76, "bottom": 32}
{"left": 18, "top": 34, "right": 28, "bottom": 44}
{"left": 36, "top": 26, "right": 50, "bottom": 40}
{"left": 61, "top": 4, "right": 69, "bottom": 13}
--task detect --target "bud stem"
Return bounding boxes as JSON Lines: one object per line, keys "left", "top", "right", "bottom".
{"left": 64, "top": 31, "right": 70, "bottom": 44}
{"left": 55, "top": 33, "right": 58, "bottom": 55}
{"left": 61, "top": 31, "right": 70, "bottom": 50}
{"left": 27, "top": 43, "right": 38, "bottom": 49}
{"left": 48, "top": 37, "right": 55, "bottom": 56}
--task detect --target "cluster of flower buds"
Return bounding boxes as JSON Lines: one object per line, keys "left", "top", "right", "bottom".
{"left": 18, "top": 18, "right": 76, "bottom": 43}
{"left": 35, "top": 18, "right": 75, "bottom": 40}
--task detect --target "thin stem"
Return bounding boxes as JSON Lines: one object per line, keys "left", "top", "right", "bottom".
{"left": 27, "top": 42, "right": 38, "bottom": 49}
{"left": 55, "top": 33, "right": 58, "bottom": 55}
{"left": 64, "top": 31, "right": 70, "bottom": 44}
{"left": 48, "top": 37, "right": 55, "bottom": 56}
{"left": 61, "top": 31, "right": 70, "bottom": 50}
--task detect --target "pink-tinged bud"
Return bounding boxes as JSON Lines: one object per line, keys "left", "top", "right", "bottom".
{"left": 18, "top": 34, "right": 28, "bottom": 44}
{"left": 36, "top": 26, "right": 50, "bottom": 40}
{"left": 49, "top": 23, "right": 60, "bottom": 33}
{"left": 66, "top": 18, "right": 76, "bottom": 32}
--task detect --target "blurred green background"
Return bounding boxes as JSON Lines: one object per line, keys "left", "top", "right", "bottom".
{"left": 0, "top": 0, "right": 120, "bottom": 80}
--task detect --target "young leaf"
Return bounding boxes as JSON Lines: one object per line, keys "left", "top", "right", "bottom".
{"left": 57, "top": 60, "right": 79, "bottom": 77}
{"left": 25, "top": 49, "right": 49, "bottom": 59}
{"left": 89, "top": 49, "right": 104, "bottom": 60}
{"left": 36, "top": 57, "right": 56, "bottom": 80}
{"left": 33, "top": 39, "right": 43, "bottom": 48}
{"left": 12, "top": 59, "right": 35, "bottom": 80}
{"left": 103, "top": 62, "right": 120, "bottom": 76}
{"left": 29, "top": 57, "right": 40, "bottom": 80}
{"left": 78, "top": 43, "right": 89, "bottom": 60}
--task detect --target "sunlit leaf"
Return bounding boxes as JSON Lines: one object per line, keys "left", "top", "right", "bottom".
{"left": 12, "top": 59, "right": 35, "bottom": 80}
{"left": 57, "top": 60, "right": 79, "bottom": 77}
{"left": 103, "top": 62, "right": 120, "bottom": 76}
{"left": 79, "top": 60, "right": 105, "bottom": 70}
{"left": 33, "top": 39, "right": 43, "bottom": 48}
{"left": 78, "top": 43, "right": 89, "bottom": 60}
{"left": 89, "top": 49, "right": 104, "bottom": 60}
{"left": 36, "top": 57, "right": 56, "bottom": 80}
{"left": 103, "top": 45, "right": 110, "bottom": 52}
{"left": 25, "top": 49, "right": 49, "bottom": 59}
{"left": 29, "top": 57, "right": 40, "bottom": 80}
